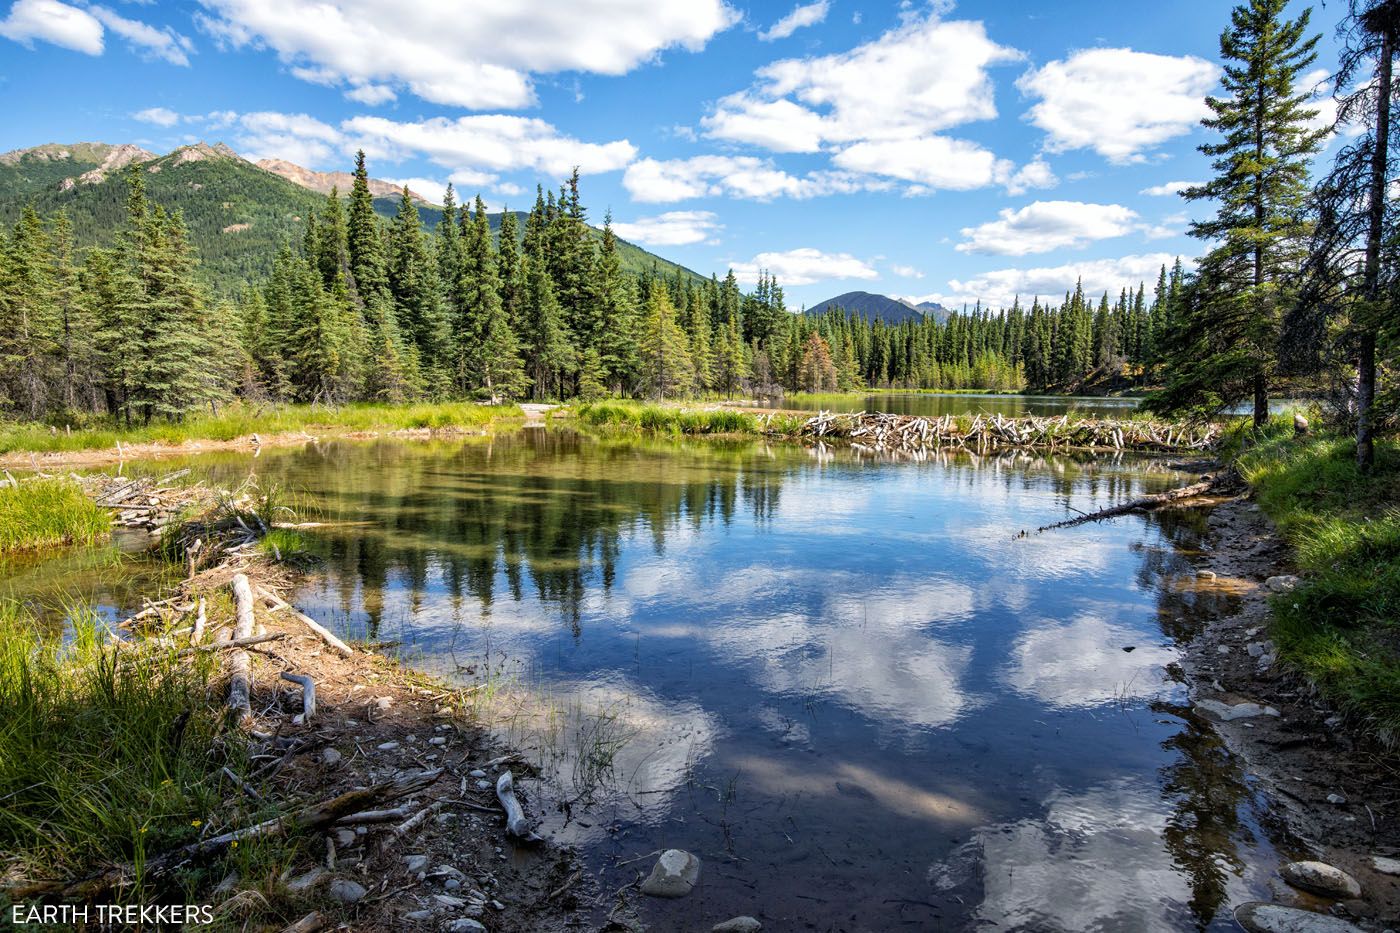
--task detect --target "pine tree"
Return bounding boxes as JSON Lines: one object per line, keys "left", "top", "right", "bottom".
{"left": 1156, "top": 0, "right": 1324, "bottom": 425}
{"left": 521, "top": 254, "right": 572, "bottom": 399}
{"left": 637, "top": 286, "right": 694, "bottom": 398}
{"left": 797, "top": 332, "right": 838, "bottom": 392}
{"left": 0, "top": 205, "right": 60, "bottom": 417}
{"left": 388, "top": 187, "right": 450, "bottom": 396}
{"left": 592, "top": 213, "right": 638, "bottom": 395}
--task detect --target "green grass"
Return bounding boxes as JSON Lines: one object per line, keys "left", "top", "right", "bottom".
{"left": 1238, "top": 432, "right": 1400, "bottom": 746}
{"left": 0, "top": 479, "right": 110, "bottom": 553}
{"left": 575, "top": 401, "right": 762, "bottom": 436}
{"left": 0, "top": 400, "right": 522, "bottom": 455}
{"left": 0, "top": 601, "right": 257, "bottom": 894}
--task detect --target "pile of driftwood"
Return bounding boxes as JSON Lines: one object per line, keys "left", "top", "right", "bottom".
{"left": 775, "top": 411, "right": 1219, "bottom": 453}
{"left": 79, "top": 468, "right": 208, "bottom": 534}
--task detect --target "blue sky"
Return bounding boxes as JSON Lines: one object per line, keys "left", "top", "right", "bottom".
{"left": 0, "top": 0, "right": 1350, "bottom": 309}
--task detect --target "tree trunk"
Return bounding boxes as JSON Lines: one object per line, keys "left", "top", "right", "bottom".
{"left": 1253, "top": 370, "right": 1268, "bottom": 429}
{"left": 1359, "top": 21, "right": 1394, "bottom": 472}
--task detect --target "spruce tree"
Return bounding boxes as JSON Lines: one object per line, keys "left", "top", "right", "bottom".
{"left": 637, "top": 286, "right": 694, "bottom": 399}
{"left": 1155, "top": 0, "right": 1324, "bottom": 425}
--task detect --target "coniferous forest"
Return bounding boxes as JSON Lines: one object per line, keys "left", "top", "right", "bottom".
{"left": 0, "top": 0, "right": 1395, "bottom": 478}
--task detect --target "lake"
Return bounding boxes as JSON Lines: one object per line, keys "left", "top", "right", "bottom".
{"left": 123, "top": 424, "right": 1284, "bottom": 931}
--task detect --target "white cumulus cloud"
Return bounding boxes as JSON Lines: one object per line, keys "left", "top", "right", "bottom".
{"left": 1139, "top": 180, "right": 1199, "bottom": 197}
{"left": 196, "top": 0, "right": 738, "bottom": 109}
{"left": 705, "top": 12, "right": 1021, "bottom": 152}
{"left": 91, "top": 5, "right": 192, "bottom": 65}
{"left": 0, "top": 0, "right": 191, "bottom": 63}
{"left": 612, "top": 210, "right": 722, "bottom": 246}
{"left": 758, "top": 0, "right": 828, "bottom": 41}
{"left": 911, "top": 252, "right": 1192, "bottom": 309}
{"left": 731, "top": 247, "right": 878, "bottom": 286}
{"left": 956, "top": 201, "right": 1140, "bottom": 256}
{"left": 622, "top": 154, "right": 885, "bottom": 203}
{"left": 134, "top": 106, "right": 182, "bottom": 127}
{"left": 1018, "top": 48, "right": 1218, "bottom": 163}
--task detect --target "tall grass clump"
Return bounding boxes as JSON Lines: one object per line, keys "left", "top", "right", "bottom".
{"left": 0, "top": 603, "right": 242, "bottom": 891}
{"left": 0, "top": 479, "right": 109, "bottom": 553}
{"left": 1238, "top": 434, "right": 1400, "bottom": 745}
{"left": 575, "top": 401, "right": 759, "bottom": 436}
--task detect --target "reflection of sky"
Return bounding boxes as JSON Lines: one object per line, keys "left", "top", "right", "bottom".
{"left": 934, "top": 778, "right": 1264, "bottom": 932}
{"left": 248, "top": 433, "right": 1272, "bottom": 928}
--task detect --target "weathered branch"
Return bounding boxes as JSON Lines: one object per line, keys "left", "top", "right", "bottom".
{"left": 1037, "top": 477, "right": 1220, "bottom": 532}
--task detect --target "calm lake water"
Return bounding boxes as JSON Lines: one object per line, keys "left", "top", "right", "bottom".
{"left": 113, "top": 425, "right": 1287, "bottom": 931}
{"left": 9, "top": 416, "right": 1296, "bottom": 930}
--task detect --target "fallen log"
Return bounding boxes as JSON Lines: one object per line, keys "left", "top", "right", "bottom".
{"left": 256, "top": 586, "right": 353, "bottom": 657}
{"left": 496, "top": 770, "right": 543, "bottom": 843}
{"left": 225, "top": 574, "right": 256, "bottom": 725}
{"left": 1037, "top": 477, "right": 1219, "bottom": 532}
{"left": 280, "top": 671, "right": 316, "bottom": 722}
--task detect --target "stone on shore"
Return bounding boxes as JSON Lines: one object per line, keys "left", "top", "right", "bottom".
{"left": 1235, "top": 902, "right": 1362, "bottom": 932}
{"left": 328, "top": 878, "right": 368, "bottom": 904}
{"left": 1265, "top": 574, "right": 1300, "bottom": 593}
{"left": 1280, "top": 860, "right": 1362, "bottom": 899}
{"left": 1194, "top": 698, "right": 1280, "bottom": 721}
{"left": 640, "top": 849, "right": 701, "bottom": 898}
{"left": 713, "top": 917, "right": 762, "bottom": 933}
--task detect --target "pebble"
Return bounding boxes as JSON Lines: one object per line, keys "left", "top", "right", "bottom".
{"left": 1265, "top": 574, "right": 1301, "bottom": 593}
{"left": 328, "top": 878, "right": 368, "bottom": 904}
{"left": 713, "top": 918, "right": 763, "bottom": 933}
{"left": 1281, "top": 860, "right": 1362, "bottom": 899}
{"left": 377, "top": 741, "right": 400, "bottom": 751}
{"left": 445, "top": 879, "right": 462, "bottom": 891}
{"left": 404, "top": 909, "right": 434, "bottom": 921}
{"left": 404, "top": 854, "right": 429, "bottom": 873}
{"left": 1194, "top": 698, "right": 1280, "bottom": 721}
{"left": 469, "top": 769, "right": 487, "bottom": 779}
{"left": 1372, "top": 855, "right": 1400, "bottom": 875}
{"left": 476, "top": 779, "right": 492, "bottom": 791}
{"left": 445, "top": 921, "right": 486, "bottom": 933}
{"left": 1198, "top": 570, "right": 1218, "bottom": 580}
{"left": 335, "top": 828, "right": 356, "bottom": 847}
{"left": 1218, "top": 645, "right": 1233, "bottom": 655}
{"left": 640, "top": 849, "right": 701, "bottom": 898}
{"left": 1326, "top": 793, "right": 1347, "bottom": 805}
{"left": 1235, "top": 902, "right": 1363, "bottom": 932}
{"left": 434, "top": 894, "right": 466, "bottom": 909}
{"left": 1247, "top": 642, "right": 1266, "bottom": 658}
{"left": 321, "top": 747, "right": 343, "bottom": 767}
{"left": 286, "top": 867, "right": 327, "bottom": 893}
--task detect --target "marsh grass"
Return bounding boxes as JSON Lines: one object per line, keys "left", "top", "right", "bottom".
{"left": 575, "top": 401, "right": 760, "bottom": 436}
{"left": 0, "top": 400, "right": 521, "bottom": 455}
{"left": 0, "top": 601, "right": 264, "bottom": 895}
{"left": 1239, "top": 433, "right": 1400, "bottom": 746}
{"left": 0, "top": 479, "right": 110, "bottom": 553}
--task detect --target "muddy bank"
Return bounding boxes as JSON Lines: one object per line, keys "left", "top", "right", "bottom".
{"left": 1181, "top": 492, "right": 1400, "bottom": 928}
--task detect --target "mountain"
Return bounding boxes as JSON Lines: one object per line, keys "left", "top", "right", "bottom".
{"left": 0, "top": 141, "right": 708, "bottom": 293}
{"left": 256, "top": 157, "right": 430, "bottom": 204}
{"left": 911, "top": 300, "right": 951, "bottom": 324}
{"left": 806, "top": 291, "right": 920, "bottom": 325}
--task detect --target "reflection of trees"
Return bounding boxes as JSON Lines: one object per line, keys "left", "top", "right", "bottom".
{"left": 1154, "top": 700, "right": 1254, "bottom": 930}
{"left": 220, "top": 431, "right": 789, "bottom": 637}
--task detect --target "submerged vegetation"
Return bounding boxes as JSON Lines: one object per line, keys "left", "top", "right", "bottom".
{"left": 0, "top": 479, "right": 108, "bottom": 552}
{"left": 1239, "top": 431, "right": 1400, "bottom": 745}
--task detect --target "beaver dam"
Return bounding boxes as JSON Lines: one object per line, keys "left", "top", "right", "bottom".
{"left": 775, "top": 410, "right": 1220, "bottom": 453}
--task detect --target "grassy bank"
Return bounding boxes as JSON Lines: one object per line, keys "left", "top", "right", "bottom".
{"left": 0, "top": 479, "right": 110, "bottom": 553}
{"left": 0, "top": 600, "right": 280, "bottom": 899}
{"left": 0, "top": 400, "right": 521, "bottom": 456}
{"left": 576, "top": 400, "right": 782, "bottom": 435}
{"left": 1237, "top": 430, "right": 1400, "bottom": 746}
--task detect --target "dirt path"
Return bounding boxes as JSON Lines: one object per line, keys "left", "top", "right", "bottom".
{"left": 1181, "top": 492, "right": 1400, "bottom": 928}
{"left": 518, "top": 403, "right": 556, "bottom": 426}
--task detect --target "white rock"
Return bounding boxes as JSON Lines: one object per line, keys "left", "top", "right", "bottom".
{"left": 1235, "top": 901, "right": 1363, "bottom": 932}
{"left": 433, "top": 894, "right": 466, "bottom": 909}
{"left": 377, "top": 741, "right": 400, "bottom": 751}
{"left": 1247, "top": 642, "right": 1266, "bottom": 658}
{"left": 1195, "top": 698, "right": 1280, "bottom": 721}
{"left": 1198, "top": 570, "right": 1218, "bottom": 580}
{"left": 475, "top": 779, "right": 492, "bottom": 790}
{"left": 1266, "top": 575, "right": 1301, "bottom": 593}
{"left": 334, "top": 828, "right": 356, "bottom": 847}
{"left": 328, "top": 878, "right": 368, "bottom": 904}
{"left": 713, "top": 917, "right": 763, "bottom": 933}
{"left": 1218, "top": 644, "right": 1233, "bottom": 655}
{"left": 445, "top": 921, "right": 486, "bottom": 933}
{"left": 404, "top": 909, "right": 434, "bottom": 921}
{"left": 1326, "top": 793, "right": 1347, "bottom": 805}
{"left": 404, "top": 854, "right": 429, "bottom": 873}
{"left": 429, "top": 737, "right": 447, "bottom": 746}
{"left": 1281, "top": 860, "right": 1362, "bottom": 899}
{"left": 469, "top": 769, "right": 487, "bottom": 779}
{"left": 286, "top": 867, "right": 327, "bottom": 893}
{"left": 321, "top": 747, "right": 343, "bottom": 766}
{"left": 640, "top": 849, "right": 701, "bottom": 898}
{"left": 1372, "top": 855, "right": 1400, "bottom": 875}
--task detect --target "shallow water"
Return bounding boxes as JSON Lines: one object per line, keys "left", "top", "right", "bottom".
{"left": 118, "top": 426, "right": 1287, "bottom": 931}
{"left": 6, "top": 418, "right": 1297, "bottom": 930}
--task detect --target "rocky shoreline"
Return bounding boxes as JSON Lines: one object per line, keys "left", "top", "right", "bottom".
{"left": 1182, "top": 492, "right": 1400, "bottom": 930}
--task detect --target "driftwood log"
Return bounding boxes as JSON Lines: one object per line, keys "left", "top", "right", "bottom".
{"left": 224, "top": 574, "right": 256, "bottom": 723}
{"left": 257, "top": 586, "right": 353, "bottom": 657}
{"left": 496, "top": 770, "right": 542, "bottom": 842}
{"left": 280, "top": 672, "right": 317, "bottom": 722}
{"left": 1037, "top": 477, "right": 1219, "bottom": 532}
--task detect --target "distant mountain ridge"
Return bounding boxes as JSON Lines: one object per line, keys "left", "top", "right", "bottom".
{"left": 0, "top": 140, "right": 707, "bottom": 292}
{"left": 806, "top": 290, "right": 950, "bottom": 325}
